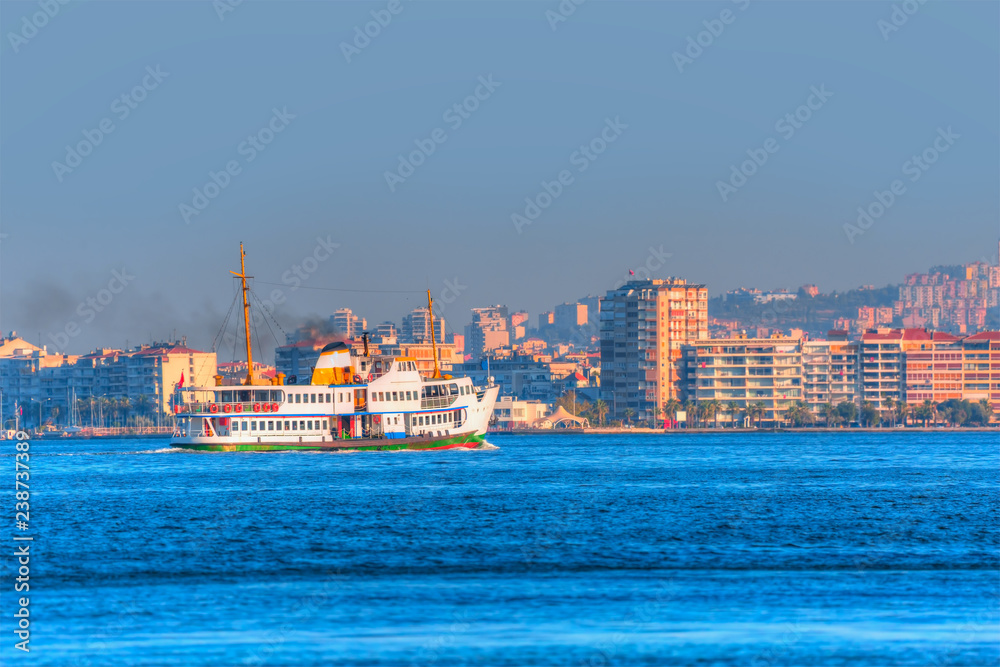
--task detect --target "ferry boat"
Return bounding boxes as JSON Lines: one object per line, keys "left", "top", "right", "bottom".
{"left": 169, "top": 245, "right": 499, "bottom": 452}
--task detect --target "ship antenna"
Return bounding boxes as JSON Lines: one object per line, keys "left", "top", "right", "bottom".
{"left": 427, "top": 289, "right": 440, "bottom": 379}
{"left": 230, "top": 242, "right": 255, "bottom": 385}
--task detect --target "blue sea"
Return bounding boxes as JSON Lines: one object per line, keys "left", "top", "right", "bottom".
{"left": 2, "top": 433, "right": 998, "bottom": 666}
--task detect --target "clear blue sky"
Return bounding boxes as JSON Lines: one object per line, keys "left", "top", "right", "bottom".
{"left": 1, "top": 0, "right": 997, "bottom": 356}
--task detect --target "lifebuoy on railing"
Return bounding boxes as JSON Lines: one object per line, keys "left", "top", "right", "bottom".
{"left": 235, "top": 404, "right": 243, "bottom": 413}
{"left": 353, "top": 375, "right": 362, "bottom": 384}
{"left": 223, "top": 404, "right": 232, "bottom": 414}
{"left": 271, "top": 402, "right": 279, "bottom": 411}
{"left": 209, "top": 404, "right": 219, "bottom": 414}
{"left": 253, "top": 403, "right": 261, "bottom": 412}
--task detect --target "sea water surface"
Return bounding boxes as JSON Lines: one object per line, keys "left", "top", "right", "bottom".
{"left": 2, "top": 432, "right": 998, "bottom": 665}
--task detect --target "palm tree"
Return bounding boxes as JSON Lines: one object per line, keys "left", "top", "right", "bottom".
{"left": 750, "top": 401, "right": 767, "bottom": 428}
{"left": 821, "top": 402, "right": 837, "bottom": 427}
{"left": 119, "top": 397, "right": 132, "bottom": 427}
{"left": 701, "top": 400, "right": 717, "bottom": 429}
{"left": 594, "top": 399, "right": 609, "bottom": 426}
{"left": 979, "top": 398, "right": 994, "bottom": 425}
{"left": 915, "top": 399, "right": 933, "bottom": 426}
{"left": 683, "top": 400, "right": 697, "bottom": 428}
{"left": 707, "top": 399, "right": 722, "bottom": 429}
{"left": 727, "top": 401, "right": 740, "bottom": 428}
{"left": 884, "top": 396, "right": 896, "bottom": 427}
{"left": 623, "top": 408, "right": 635, "bottom": 425}
{"left": 895, "top": 401, "right": 910, "bottom": 428}
{"left": 652, "top": 405, "right": 663, "bottom": 428}
{"left": 664, "top": 398, "right": 681, "bottom": 427}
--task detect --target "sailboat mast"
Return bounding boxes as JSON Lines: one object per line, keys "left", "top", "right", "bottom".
{"left": 427, "top": 289, "right": 440, "bottom": 379}
{"left": 231, "top": 243, "right": 255, "bottom": 385}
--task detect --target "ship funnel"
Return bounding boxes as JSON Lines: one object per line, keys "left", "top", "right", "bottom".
{"left": 311, "top": 341, "right": 352, "bottom": 385}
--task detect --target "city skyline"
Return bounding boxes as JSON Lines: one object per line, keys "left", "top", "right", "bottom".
{"left": 4, "top": 245, "right": 996, "bottom": 357}
{"left": 2, "top": 1, "right": 997, "bottom": 355}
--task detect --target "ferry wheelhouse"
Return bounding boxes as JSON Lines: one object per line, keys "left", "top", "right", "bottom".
{"left": 169, "top": 245, "right": 498, "bottom": 452}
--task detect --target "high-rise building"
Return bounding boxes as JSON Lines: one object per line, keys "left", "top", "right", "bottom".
{"left": 683, "top": 333, "right": 803, "bottom": 426}
{"left": 373, "top": 321, "right": 398, "bottom": 344}
{"left": 802, "top": 334, "right": 860, "bottom": 412}
{"left": 401, "top": 308, "right": 445, "bottom": 344}
{"left": 599, "top": 279, "right": 708, "bottom": 421}
{"left": 330, "top": 308, "right": 367, "bottom": 340}
{"left": 554, "top": 302, "right": 588, "bottom": 329}
{"left": 465, "top": 306, "right": 511, "bottom": 361}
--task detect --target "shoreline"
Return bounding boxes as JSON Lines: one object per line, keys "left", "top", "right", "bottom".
{"left": 490, "top": 426, "right": 999, "bottom": 435}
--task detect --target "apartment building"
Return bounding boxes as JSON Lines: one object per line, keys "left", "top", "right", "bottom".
{"left": 600, "top": 279, "right": 708, "bottom": 421}
{"left": 683, "top": 334, "right": 803, "bottom": 426}
{"left": 401, "top": 308, "right": 445, "bottom": 345}
{"left": 0, "top": 334, "right": 216, "bottom": 427}
{"left": 330, "top": 308, "right": 367, "bottom": 339}
{"left": 801, "top": 333, "right": 860, "bottom": 412}
{"left": 465, "top": 306, "right": 511, "bottom": 361}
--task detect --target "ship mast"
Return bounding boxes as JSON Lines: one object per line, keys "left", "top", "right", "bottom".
{"left": 427, "top": 289, "right": 440, "bottom": 379}
{"left": 230, "top": 243, "right": 255, "bottom": 385}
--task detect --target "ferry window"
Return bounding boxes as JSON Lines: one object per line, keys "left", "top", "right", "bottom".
{"left": 295, "top": 394, "right": 301, "bottom": 404}
{"left": 392, "top": 391, "right": 398, "bottom": 401}
{"left": 326, "top": 393, "right": 331, "bottom": 402}
{"left": 299, "top": 420, "right": 305, "bottom": 430}
{"left": 276, "top": 421, "right": 282, "bottom": 431}
{"left": 284, "top": 420, "right": 290, "bottom": 430}
{"left": 307, "top": 420, "right": 313, "bottom": 430}
{"left": 266, "top": 420, "right": 273, "bottom": 430}
{"left": 379, "top": 392, "right": 384, "bottom": 401}
{"left": 450, "top": 384, "right": 458, "bottom": 395}
{"left": 311, "top": 394, "right": 316, "bottom": 403}
{"left": 251, "top": 421, "right": 257, "bottom": 431}
{"left": 394, "top": 417, "right": 399, "bottom": 425}
{"left": 241, "top": 420, "right": 248, "bottom": 431}
{"left": 239, "top": 390, "right": 251, "bottom": 403}
{"left": 418, "top": 416, "right": 423, "bottom": 425}
{"left": 291, "top": 421, "right": 297, "bottom": 431}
